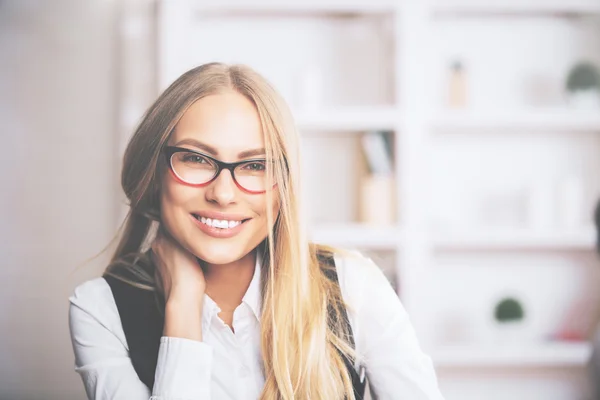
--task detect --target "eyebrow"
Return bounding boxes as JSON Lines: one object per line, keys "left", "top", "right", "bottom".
{"left": 174, "top": 138, "right": 266, "bottom": 159}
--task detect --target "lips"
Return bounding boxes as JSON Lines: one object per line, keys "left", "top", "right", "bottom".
{"left": 191, "top": 213, "right": 250, "bottom": 227}
{"left": 189, "top": 213, "right": 250, "bottom": 239}
{"left": 192, "top": 210, "right": 251, "bottom": 222}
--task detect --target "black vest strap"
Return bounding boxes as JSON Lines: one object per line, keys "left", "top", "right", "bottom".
{"left": 318, "top": 252, "right": 367, "bottom": 400}
{"left": 104, "top": 275, "right": 164, "bottom": 389}
{"left": 104, "top": 253, "right": 365, "bottom": 399}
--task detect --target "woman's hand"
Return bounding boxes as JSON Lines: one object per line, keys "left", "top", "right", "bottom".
{"left": 152, "top": 225, "right": 206, "bottom": 302}
{"left": 152, "top": 225, "right": 205, "bottom": 341}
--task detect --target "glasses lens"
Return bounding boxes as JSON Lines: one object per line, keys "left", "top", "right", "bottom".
{"left": 234, "top": 160, "right": 271, "bottom": 192}
{"left": 170, "top": 151, "right": 217, "bottom": 185}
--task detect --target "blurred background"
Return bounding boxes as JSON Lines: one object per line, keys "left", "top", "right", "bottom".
{"left": 2, "top": 0, "right": 600, "bottom": 399}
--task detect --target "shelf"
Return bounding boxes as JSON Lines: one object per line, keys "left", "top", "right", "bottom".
{"left": 433, "top": 2, "right": 600, "bottom": 16}
{"left": 193, "top": 0, "right": 398, "bottom": 15}
{"left": 295, "top": 106, "right": 399, "bottom": 132}
{"left": 432, "top": 110, "right": 600, "bottom": 133}
{"left": 433, "top": 227, "right": 596, "bottom": 251}
{"left": 309, "top": 223, "right": 402, "bottom": 249}
{"left": 432, "top": 341, "right": 592, "bottom": 368}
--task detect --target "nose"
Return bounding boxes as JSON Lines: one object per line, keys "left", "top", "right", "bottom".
{"left": 205, "top": 168, "right": 237, "bottom": 205}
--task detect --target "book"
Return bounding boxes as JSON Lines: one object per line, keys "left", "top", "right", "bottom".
{"left": 361, "top": 130, "right": 393, "bottom": 175}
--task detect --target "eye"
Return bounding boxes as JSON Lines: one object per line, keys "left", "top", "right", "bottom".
{"left": 242, "top": 161, "right": 266, "bottom": 171}
{"left": 180, "top": 152, "right": 210, "bottom": 164}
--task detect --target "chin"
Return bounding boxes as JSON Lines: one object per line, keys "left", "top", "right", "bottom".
{"left": 192, "top": 241, "right": 251, "bottom": 265}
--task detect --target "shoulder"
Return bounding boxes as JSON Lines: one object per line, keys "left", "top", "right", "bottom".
{"left": 69, "top": 277, "right": 115, "bottom": 312}
{"left": 330, "top": 251, "right": 403, "bottom": 355}
{"left": 69, "top": 277, "right": 125, "bottom": 345}
{"left": 332, "top": 250, "right": 391, "bottom": 298}
{"left": 331, "top": 250, "right": 399, "bottom": 321}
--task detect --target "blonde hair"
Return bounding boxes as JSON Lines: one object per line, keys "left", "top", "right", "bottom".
{"left": 105, "top": 63, "right": 357, "bottom": 399}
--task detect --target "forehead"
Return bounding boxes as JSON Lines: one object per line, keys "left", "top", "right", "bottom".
{"left": 171, "top": 91, "right": 264, "bottom": 158}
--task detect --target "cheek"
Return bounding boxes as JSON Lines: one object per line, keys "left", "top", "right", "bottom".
{"left": 266, "top": 195, "right": 282, "bottom": 225}
{"left": 248, "top": 193, "right": 280, "bottom": 223}
{"left": 160, "top": 175, "right": 199, "bottom": 218}
{"left": 161, "top": 176, "right": 179, "bottom": 209}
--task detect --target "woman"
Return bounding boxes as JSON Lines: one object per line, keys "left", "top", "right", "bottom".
{"left": 68, "top": 63, "right": 444, "bottom": 399}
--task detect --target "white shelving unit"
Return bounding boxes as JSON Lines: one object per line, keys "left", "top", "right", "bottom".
{"left": 433, "top": 1, "right": 600, "bottom": 16}
{"left": 432, "top": 109, "right": 600, "bottom": 133}
{"left": 157, "top": 0, "right": 412, "bottom": 300}
{"left": 295, "top": 105, "right": 399, "bottom": 132}
{"left": 432, "top": 341, "right": 593, "bottom": 368}
{"left": 309, "top": 223, "right": 402, "bottom": 249}
{"left": 155, "top": 1, "right": 600, "bottom": 398}
{"left": 434, "top": 226, "right": 596, "bottom": 251}
{"left": 192, "top": 0, "right": 397, "bottom": 14}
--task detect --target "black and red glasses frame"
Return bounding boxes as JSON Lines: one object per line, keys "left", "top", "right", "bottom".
{"left": 163, "top": 146, "right": 274, "bottom": 194}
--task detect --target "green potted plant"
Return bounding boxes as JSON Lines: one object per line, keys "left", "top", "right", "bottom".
{"left": 565, "top": 61, "right": 600, "bottom": 109}
{"left": 493, "top": 296, "right": 528, "bottom": 342}
{"left": 495, "top": 297, "right": 524, "bottom": 323}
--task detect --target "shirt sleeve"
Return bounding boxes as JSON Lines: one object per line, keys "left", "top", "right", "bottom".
{"left": 68, "top": 279, "right": 214, "bottom": 400}
{"left": 338, "top": 254, "right": 445, "bottom": 400}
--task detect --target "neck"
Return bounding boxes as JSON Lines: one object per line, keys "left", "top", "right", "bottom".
{"left": 203, "top": 250, "right": 257, "bottom": 311}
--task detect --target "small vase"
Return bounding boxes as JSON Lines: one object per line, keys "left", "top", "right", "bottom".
{"left": 359, "top": 174, "right": 395, "bottom": 226}
{"left": 448, "top": 61, "right": 467, "bottom": 109}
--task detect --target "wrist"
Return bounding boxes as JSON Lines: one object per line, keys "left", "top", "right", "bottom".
{"left": 164, "top": 296, "right": 204, "bottom": 341}
{"left": 166, "top": 292, "right": 204, "bottom": 311}
{"left": 167, "top": 283, "right": 205, "bottom": 304}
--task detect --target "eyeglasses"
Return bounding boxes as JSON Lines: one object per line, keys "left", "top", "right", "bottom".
{"left": 163, "top": 146, "right": 273, "bottom": 194}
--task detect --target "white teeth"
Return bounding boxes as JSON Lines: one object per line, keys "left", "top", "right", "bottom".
{"left": 197, "top": 216, "right": 242, "bottom": 229}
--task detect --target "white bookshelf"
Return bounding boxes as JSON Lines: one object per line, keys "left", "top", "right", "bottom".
{"left": 433, "top": 1, "right": 600, "bottom": 16}
{"left": 309, "top": 223, "right": 402, "bottom": 249}
{"left": 433, "top": 341, "right": 593, "bottom": 368}
{"left": 155, "top": 1, "right": 600, "bottom": 398}
{"left": 193, "top": 0, "right": 396, "bottom": 15}
{"left": 295, "top": 106, "right": 399, "bottom": 132}
{"left": 434, "top": 227, "right": 596, "bottom": 251}
{"left": 432, "top": 109, "right": 600, "bottom": 133}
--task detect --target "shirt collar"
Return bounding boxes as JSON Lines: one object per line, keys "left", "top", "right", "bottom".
{"left": 242, "top": 252, "right": 262, "bottom": 321}
{"left": 201, "top": 253, "right": 263, "bottom": 327}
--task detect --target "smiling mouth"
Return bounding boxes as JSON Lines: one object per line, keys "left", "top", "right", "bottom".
{"left": 191, "top": 214, "right": 251, "bottom": 229}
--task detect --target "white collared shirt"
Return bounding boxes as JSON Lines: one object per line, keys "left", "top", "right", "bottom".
{"left": 69, "top": 252, "right": 445, "bottom": 399}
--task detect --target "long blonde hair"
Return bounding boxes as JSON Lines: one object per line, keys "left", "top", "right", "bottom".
{"left": 105, "top": 63, "right": 357, "bottom": 399}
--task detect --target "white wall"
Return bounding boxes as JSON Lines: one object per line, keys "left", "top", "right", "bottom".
{"left": 0, "top": 1, "right": 118, "bottom": 398}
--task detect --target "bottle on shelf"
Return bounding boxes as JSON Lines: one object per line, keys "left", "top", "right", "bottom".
{"left": 358, "top": 131, "right": 395, "bottom": 226}
{"left": 448, "top": 60, "right": 468, "bottom": 109}
{"left": 359, "top": 174, "right": 395, "bottom": 226}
